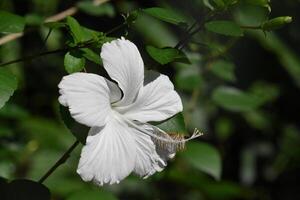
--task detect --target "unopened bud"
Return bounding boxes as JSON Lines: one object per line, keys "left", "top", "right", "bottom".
{"left": 126, "top": 10, "right": 139, "bottom": 25}
{"left": 262, "top": 16, "right": 293, "bottom": 31}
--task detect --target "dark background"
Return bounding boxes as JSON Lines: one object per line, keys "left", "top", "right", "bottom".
{"left": 1, "top": 0, "right": 300, "bottom": 199}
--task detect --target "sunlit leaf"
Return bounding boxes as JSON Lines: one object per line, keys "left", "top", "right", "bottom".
{"left": 205, "top": 20, "right": 244, "bottom": 37}
{"left": 146, "top": 46, "right": 190, "bottom": 65}
{"left": 183, "top": 142, "right": 222, "bottom": 180}
{"left": 64, "top": 51, "right": 86, "bottom": 74}
{"left": 0, "top": 68, "right": 18, "bottom": 109}
{"left": 143, "top": 7, "right": 187, "bottom": 26}
{"left": 0, "top": 11, "right": 25, "bottom": 33}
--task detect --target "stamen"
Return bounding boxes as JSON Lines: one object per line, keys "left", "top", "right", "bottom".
{"left": 123, "top": 116, "right": 203, "bottom": 152}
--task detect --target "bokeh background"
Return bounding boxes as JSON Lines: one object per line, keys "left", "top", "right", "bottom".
{"left": 1, "top": 0, "right": 300, "bottom": 199}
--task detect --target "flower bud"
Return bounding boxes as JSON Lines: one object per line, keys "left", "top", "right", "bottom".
{"left": 126, "top": 10, "right": 139, "bottom": 25}
{"left": 262, "top": 16, "right": 293, "bottom": 31}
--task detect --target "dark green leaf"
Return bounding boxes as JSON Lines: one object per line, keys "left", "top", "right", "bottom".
{"left": 44, "top": 22, "right": 66, "bottom": 29}
{"left": 64, "top": 51, "right": 86, "bottom": 74}
{"left": 6, "top": 179, "right": 50, "bottom": 200}
{"left": 210, "top": 60, "right": 236, "bottom": 82}
{"left": 77, "top": 2, "right": 115, "bottom": 17}
{"left": 67, "top": 189, "right": 118, "bottom": 200}
{"left": 80, "top": 48, "right": 102, "bottom": 64}
{"left": 205, "top": 20, "right": 244, "bottom": 37}
{"left": 0, "top": 103, "right": 29, "bottom": 119}
{"left": 0, "top": 11, "right": 25, "bottom": 33}
{"left": 59, "top": 105, "right": 89, "bottom": 144}
{"left": 146, "top": 46, "right": 190, "bottom": 65}
{"left": 25, "top": 14, "right": 44, "bottom": 26}
{"left": 215, "top": 117, "right": 234, "bottom": 141}
{"left": 175, "top": 68, "right": 202, "bottom": 92}
{"left": 249, "top": 81, "right": 280, "bottom": 103}
{"left": 0, "top": 68, "right": 18, "bottom": 109}
{"left": 183, "top": 142, "right": 222, "bottom": 180}
{"left": 143, "top": 7, "right": 186, "bottom": 26}
{"left": 212, "top": 86, "right": 264, "bottom": 112}
{"left": 156, "top": 113, "right": 187, "bottom": 135}
{"left": 243, "top": 0, "right": 271, "bottom": 11}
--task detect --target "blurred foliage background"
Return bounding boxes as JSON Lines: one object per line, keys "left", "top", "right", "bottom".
{"left": 0, "top": 0, "right": 300, "bottom": 199}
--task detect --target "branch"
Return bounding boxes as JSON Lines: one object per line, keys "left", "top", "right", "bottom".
{"left": 38, "top": 140, "right": 80, "bottom": 183}
{"left": 0, "top": 0, "right": 109, "bottom": 46}
{"left": 0, "top": 40, "right": 94, "bottom": 67}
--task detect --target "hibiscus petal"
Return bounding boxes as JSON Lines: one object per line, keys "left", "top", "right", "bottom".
{"left": 132, "top": 124, "right": 176, "bottom": 178}
{"left": 77, "top": 114, "right": 136, "bottom": 185}
{"left": 58, "top": 73, "right": 111, "bottom": 127}
{"left": 101, "top": 38, "right": 144, "bottom": 106}
{"left": 105, "top": 79, "right": 122, "bottom": 103}
{"left": 116, "top": 71, "right": 183, "bottom": 123}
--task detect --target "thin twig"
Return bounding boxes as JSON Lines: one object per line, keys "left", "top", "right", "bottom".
{"left": 175, "top": 11, "right": 216, "bottom": 50}
{"left": 0, "top": 40, "right": 94, "bottom": 67}
{"left": 0, "top": 0, "right": 109, "bottom": 46}
{"left": 38, "top": 140, "right": 80, "bottom": 183}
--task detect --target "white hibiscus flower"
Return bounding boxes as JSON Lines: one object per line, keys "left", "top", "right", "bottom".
{"left": 58, "top": 37, "right": 201, "bottom": 186}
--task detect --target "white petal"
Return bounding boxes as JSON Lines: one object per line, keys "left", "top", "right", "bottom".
{"left": 58, "top": 73, "right": 111, "bottom": 127}
{"left": 77, "top": 114, "right": 136, "bottom": 185}
{"left": 105, "top": 79, "right": 122, "bottom": 103}
{"left": 132, "top": 124, "right": 176, "bottom": 177}
{"left": 116, "top": 72, "right": 183, "bottom": 123}
{"left": 101, "top": 38, "right": 144, "bottom": 106}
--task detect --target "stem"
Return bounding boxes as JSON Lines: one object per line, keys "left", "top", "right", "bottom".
{"left": 175, "top": 11, "right": 216, "bottom": 50}
{"left": 105, "top": 22, "right": 126, "bottom": 35}
{"left": 0, "top": 42, "right": 92, "bottom": 67}
{"left": 0, "top": 0, "right": 109, "bottom": 46}
{"left": 38, "top": 140, "right": 80, "bottom": 183}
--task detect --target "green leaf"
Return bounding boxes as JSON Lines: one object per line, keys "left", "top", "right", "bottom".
{"left": 25, "top": 14, "right": 44, "bottom": 26}
{"left": 0, "top": 11, "right": 25, "bottom": 33}
{"left": 80, "top": 48, "right": 102, "bottom": 65}
{"left": 146, "top": 46, "right": 190, "bottom": 65}
{"left": 155, "top": 113, "right": 187, "bottom": 135}
{"left": 143, "top": 7, "right": 186, "bottom": 26}
{"left": 205, "top": 20, "right": 244, "bottom": 37}
{"left": 0, "top": 103, "right": 28, "bottom": 119}
{"left": 44, "top": 22, "right": 66, "bottom": 29}
{"left": 175, "top": 68, "right": 202, "bottom": 92}
{"left": 67, "top": 189, "right": 118, "bottom": 200}
{"left": 0, "top": 68, "right": 18, "bottom": 109}
{"left": 77, "top": 1, "right": 115, "bottom": 17}
{"left": 66, "top": 16, "right": 93, "bottom": 44}
{"left": 243, "top": 0, "right": 271, "bottom": 11}
{"left": 249, "top": 81, "right": 280, "bottom": 103}
{"left": 6, "top": 179, "right": 51, "bottom": 200}
{"left": 64, "top": 51, "right": 86, "bottom": 74}
{"left": 212, "top": 86, "right": 264, "bottom": 112}
{"left": 59, "top": 105, "right": 89, "bottom": 144}
{"left": 183, "top": 142, "right": 222, "bottom": 180}
{"left": 210, "top": 60, "right": 236, "bottom": 82}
